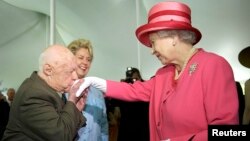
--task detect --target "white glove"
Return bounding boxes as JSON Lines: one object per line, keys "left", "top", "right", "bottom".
{"left": 75, "top": 77, "right": 107, "bottom": 97}
{"left": 161, "top": 139, "right": 170, "bottom": 141}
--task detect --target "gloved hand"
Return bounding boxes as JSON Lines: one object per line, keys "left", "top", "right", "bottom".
{"left": 75, "top": 77, "right": 107, "bottom": 97}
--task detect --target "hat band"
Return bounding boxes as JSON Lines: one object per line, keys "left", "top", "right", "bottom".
{"left": 148, "top": 10, "right": 191, "bottom": 23}
{"left": 136, "top": 21, "right": 193, "bottom": 37}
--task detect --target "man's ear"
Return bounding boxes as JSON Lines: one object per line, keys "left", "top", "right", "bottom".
{"left": 43, "top": 64, "right": 53, "bottom": 76}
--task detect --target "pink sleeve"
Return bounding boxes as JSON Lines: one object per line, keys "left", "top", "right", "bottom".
{"left": 106, "top": 79, "right": 153, "bottom": 102}
{"left": 185, "top": 55, "right": 239, "bottom": 141}
{"left": 203, "top": 56, "right": 239, "bottom": 125}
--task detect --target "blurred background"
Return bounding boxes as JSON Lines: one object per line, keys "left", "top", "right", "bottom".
{"left": 0, "top": 0, "right": 249, "bottom": 93}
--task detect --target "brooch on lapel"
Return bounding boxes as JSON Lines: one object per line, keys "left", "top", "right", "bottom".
{"left": 189, "top": 63, "right": 198, "bottom": 75}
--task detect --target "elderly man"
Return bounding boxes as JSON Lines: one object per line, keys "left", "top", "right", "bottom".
{"left": 2, "top": 45, "right": 87, "bottom": 141}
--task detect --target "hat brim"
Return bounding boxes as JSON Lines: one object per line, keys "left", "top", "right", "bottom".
{"left": 136, "top": 21, "right": 202, "bottom": 47}
{"left": 238, "top": 46, "right": 250, "bottom": 68}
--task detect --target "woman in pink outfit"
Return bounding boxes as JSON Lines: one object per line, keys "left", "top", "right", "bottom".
{"left": 77, "top": 1, "right": 239, "bottom": 141}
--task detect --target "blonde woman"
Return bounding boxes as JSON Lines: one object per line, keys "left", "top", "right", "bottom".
{"left": 68, "top": 39, "right": 108, "bottom": 141}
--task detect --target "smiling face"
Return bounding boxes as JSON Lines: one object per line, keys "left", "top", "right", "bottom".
{"left": 67, "top": 39, "right": 93, "bottom": 79}
{"left": 74, "top": 48, "right": 92, "bottom": 79}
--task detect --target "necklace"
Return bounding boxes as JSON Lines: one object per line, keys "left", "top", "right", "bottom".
{"left": 175, "top": 47, "right": 198, "bottom": 80}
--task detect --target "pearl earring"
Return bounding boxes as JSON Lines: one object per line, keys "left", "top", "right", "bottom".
{"left": 151, "top": 49, "right": 156, "bottom": 54}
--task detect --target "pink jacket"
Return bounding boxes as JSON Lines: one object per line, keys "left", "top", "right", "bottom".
{"left": 106, "top": 49, "right": 239, "bottom": 141}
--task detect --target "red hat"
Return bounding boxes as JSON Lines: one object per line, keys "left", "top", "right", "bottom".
{"left": 135, "top": 1, "right": 202, "bottom": 47}
{"left": 238, "top": 46, "right": 250, "bottom": 68}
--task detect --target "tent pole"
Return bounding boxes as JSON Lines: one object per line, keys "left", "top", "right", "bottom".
{"left": 50, "top": 0, "right": 55, "bottom": 45}
{"left": 136, "top": 0, "right": 141, "bottom": 71}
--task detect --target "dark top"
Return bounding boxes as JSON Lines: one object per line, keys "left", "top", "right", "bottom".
{"left": 106, "top": 98, "right": 150, "bottom": 141}
{"left": 118, "top": 100, "right": 150, "bottom": 141}
{"left": 0, "top": 99, "right": 10, "bottom": 140}
{"left": 236, "top": 81, "right": 245, "bottom": 124}
{"left": 2, "top": 71, "right": 86, "bottom": 141}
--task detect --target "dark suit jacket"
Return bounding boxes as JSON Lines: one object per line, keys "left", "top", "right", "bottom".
{"left": 2, "top": 72, "right": 86, "bottom": 141}
{"left": 0, "top": 99, "right": 10, "bottom": 140}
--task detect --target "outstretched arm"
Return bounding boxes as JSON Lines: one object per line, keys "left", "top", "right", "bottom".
{"left": 75, "top": 77, "right": 107, "bottom": 97}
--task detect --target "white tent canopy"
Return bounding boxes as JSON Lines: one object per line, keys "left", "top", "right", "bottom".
{"left": 1, "top": 0, "right": 250, "bottom": 92}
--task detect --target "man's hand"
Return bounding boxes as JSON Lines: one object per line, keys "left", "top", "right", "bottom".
{"left": 75, "top": 91, "right": 88, "bottom": 111}
{"left": 68, "top": 79, "right": 88, "bottom": 111}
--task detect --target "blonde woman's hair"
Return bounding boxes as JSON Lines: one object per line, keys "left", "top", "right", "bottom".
{"left": 67, "top": 39, "right": 93, "bottom": 62}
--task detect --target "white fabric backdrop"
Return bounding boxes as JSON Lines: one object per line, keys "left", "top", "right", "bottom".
{"left": 1, "top": 0, "right": 250, "bottom": 92}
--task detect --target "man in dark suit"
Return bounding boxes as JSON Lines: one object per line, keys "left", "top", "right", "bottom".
{"left": 2, "top": 45, "right": 87, "bottom": 141}
{"left": 0, "top": 93, "right": 10, "bottom": 140}
{"left": 238, "top": 46, "right": 250, "bottom": 125}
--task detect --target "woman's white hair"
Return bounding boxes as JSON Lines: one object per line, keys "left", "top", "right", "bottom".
{"left": 157, "top": 30, "right": 197, "bottom": 44}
